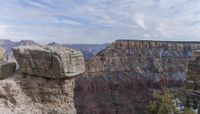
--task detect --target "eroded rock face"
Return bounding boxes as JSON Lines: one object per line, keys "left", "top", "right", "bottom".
{"left": 0, "top": 73, "right": 76, "bottom": 114}
{"left": 0, "top": 48, "right": 16, "bottom": 80}
{"left": 74, "top": 40, "right": 200, "bottom": 114}
{"left": 12, "top": 45, "right": 85, "bottom": 79}
{"left": 185, "top": 50, "right": 200, "bottom": 109}
{"left": 0, "top": 48, "right": 5, "bottom": 61}
{"left": 87, "top": 40, "right": 200, "bottom": 81}
{"left": 0, "top": 62, "right": 16, "bottom": 79}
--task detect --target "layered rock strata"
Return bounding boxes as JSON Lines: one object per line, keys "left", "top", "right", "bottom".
{"left": 12, "top": 45, "right": 85, "bottom": 79}
{"left": 87, "top": 40, "right": 200, "bottom": 82}
{"left": 185, "top": 50, "right": 200, "bottom": 110}
{"left": 74, "top": 40, "right": 200, "bottom": 114}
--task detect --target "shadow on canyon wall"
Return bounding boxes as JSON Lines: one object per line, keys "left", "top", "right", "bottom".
{"left": 73, "top": 72, "right": 183, "bottom": 114}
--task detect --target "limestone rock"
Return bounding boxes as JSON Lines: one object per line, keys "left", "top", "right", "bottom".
{"left": 0, "top": 73, "right": 76, "bottom": 114}
{"left": 0, "top": 62, "right": 16, "bottom": 79}
{"left": 185, "top": 49, "right": 200, "bottom": 109}
{"left": 12, "top": 45, "right": 85, "bottom": 79}
{"left": 0, "top": 48, "right": 5, "bottom": 61}
{"left": 0, "top": 48, "right": 16, "bottom": 80}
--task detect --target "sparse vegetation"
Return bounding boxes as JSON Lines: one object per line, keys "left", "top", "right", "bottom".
{"left": 145, "top": 88, "right": 195, "bottom": 114}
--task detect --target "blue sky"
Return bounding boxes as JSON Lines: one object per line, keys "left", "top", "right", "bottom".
{"left": 0, "top": 0, "right": 200, "bottom": 43}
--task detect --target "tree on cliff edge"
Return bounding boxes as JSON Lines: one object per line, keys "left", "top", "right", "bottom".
{"left": 145, "top": 88, "right": 195, "bottom": 114}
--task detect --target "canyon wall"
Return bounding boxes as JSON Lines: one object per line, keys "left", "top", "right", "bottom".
{"left": 74, "top": 40, "right": 200, "bottom": 114}
{"left": 185, "top": 50, "right": 200, "bottom": 110}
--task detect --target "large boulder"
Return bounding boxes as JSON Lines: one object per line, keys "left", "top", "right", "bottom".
{"left": 12, "top": 45, "right": 85, "bottom": 79}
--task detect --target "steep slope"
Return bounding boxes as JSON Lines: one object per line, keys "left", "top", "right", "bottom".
{"left": 74, "top": 40, "right": 200, "bottom": 114}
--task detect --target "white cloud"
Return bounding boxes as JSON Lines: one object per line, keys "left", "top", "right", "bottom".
{"left": 0, "top": 0, "right": 200, "bottom": 43}
{"left": 133, "top": 15, "right": 148, "bottom": 30}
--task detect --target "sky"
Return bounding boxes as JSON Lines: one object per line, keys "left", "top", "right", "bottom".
{"left": 0, "top": 0, "right": 200, "bottom": 44}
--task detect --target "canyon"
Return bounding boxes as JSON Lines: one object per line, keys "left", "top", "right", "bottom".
{"left": 0, "top": 40, "right": 200, "bottom": 114}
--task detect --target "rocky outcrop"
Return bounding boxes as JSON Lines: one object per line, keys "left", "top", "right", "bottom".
{"left": 0, "top": 48, "right": 16, "bottom": 79}
{"left": 0, "top": 62, "right": 16, "bottom": 79}
{"left": 0, "top": 48, "right": 5, "bottom": 61}
{"left": 185, "top": 50, "right": 200, "bottom": 110}
{"left": 12, "top": 45, "right": 85, "bottom": 79}
{"left": 0, "top": 73, "right": 76, "bottom": 114}
{"left": 0, "top": 45, "right": 84, "bottom": 114}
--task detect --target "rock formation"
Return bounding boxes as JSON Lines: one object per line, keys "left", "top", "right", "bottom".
{"left": 0, "top": 62, "right": 16, "bottom": 79}
{"left": 0, "top": 48, "right": 5, "bottom": 61}
{"left": 185, "top": 49, "right": 200, "bottom": 110}
{"left": 12, "top": 45, "right": 85, "bottom": 79}
{"left": 0, "top": 45, "right": 85, "bottom": 114}
{"left": 0, "top": 40, "right": 200, "bottom": 114}
{"left": 0, "top": 48, "right": 16, "bottom": 79}
{"left": 74, "top": 40, "right": 200, "bottom": 114}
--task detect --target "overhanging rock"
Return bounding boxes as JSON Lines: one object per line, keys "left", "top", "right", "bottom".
{"left": 12, "top": 45, "right": 85, "bottom": 79}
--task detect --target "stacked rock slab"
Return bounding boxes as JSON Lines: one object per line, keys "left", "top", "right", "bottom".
{"left": 0, "top": 48, "right": 16, "bottom": 79}
{"left": 185, "top": 50, "right": 200, "bottom": 110}
{"left": 12, "top": 45, "right": 85, "bottom": 79}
